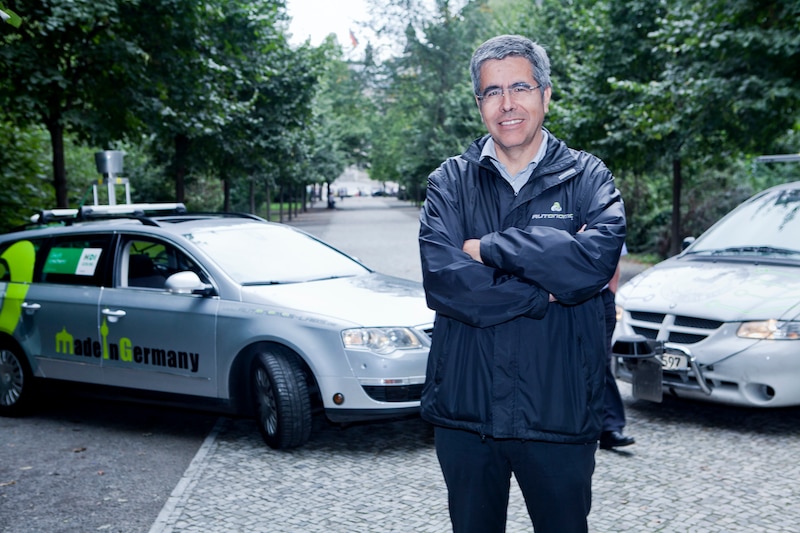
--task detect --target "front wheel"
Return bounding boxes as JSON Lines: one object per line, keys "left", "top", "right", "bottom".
{"left": 252, "top": 348, "right": 312, "bottom": 449}
{"left": 0, "top": 344, "right": 34, "bottom": 416}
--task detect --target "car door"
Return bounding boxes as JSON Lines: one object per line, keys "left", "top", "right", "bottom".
{"left": 20, "top": 234, "right": 112, "bottom": 384}
{"left": 99, "top": 235, "right": 219, "bottom": 397}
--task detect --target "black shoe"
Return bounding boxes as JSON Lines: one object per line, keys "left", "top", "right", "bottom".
{"left": 599, "top": 430, "right": 635, "bottom": 449}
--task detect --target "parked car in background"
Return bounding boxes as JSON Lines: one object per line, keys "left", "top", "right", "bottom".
{"left": 614, "top": 180, "right": 800, "bottom": 407}
{"left": 0, "top": 204, "right": 434, "bottom": 448}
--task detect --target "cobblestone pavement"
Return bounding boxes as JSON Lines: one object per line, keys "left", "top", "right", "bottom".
{"left": 145, "top": 197, "right": 798, "bottom": 532}
{"left": 148, "top": 384, "right": 800, "bottom": 532}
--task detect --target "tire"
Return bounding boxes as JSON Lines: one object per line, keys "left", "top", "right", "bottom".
{"left": 252, "top": 348, "right": 312, "bottom": 449}
{"left": 0, "top": 343, "right": 34, "bottom": 416}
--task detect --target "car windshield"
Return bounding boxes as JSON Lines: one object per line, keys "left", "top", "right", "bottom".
{"left": 688, "top": 186, "right": 800, "bottom": 258}
{"left": 182, "top": 222, "right": 370, "bottom": 284}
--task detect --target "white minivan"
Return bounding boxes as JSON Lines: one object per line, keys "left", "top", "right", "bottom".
{"left": 614, "top": 181, "right": 800, "bottom": 407}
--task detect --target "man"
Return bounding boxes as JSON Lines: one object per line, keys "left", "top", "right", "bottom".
{"left": 600, "top": 247, "right": 636, "bottom": 450}
{"left": 419, "top": 35, "right": 626, "bottom": 533}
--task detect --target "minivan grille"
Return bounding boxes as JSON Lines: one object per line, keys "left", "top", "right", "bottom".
{"left": 674, "top": 316, "right": 723, "bottom": 329}
{"left": 626, "top": 310, "right": 723, "bottom": 345}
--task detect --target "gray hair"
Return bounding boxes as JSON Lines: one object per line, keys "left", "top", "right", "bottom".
{"left": 470, "top": 35, "right": 551, "bottom": 96}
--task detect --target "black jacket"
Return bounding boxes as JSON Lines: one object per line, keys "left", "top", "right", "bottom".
{"left": 419, "top": 132, "right": 626, "bottom": 443}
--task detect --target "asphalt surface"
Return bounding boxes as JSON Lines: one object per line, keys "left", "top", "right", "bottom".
{"left": 2, "top": 196, "right": 800, "bottom": 532}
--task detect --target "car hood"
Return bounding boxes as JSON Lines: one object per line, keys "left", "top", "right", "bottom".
{"left": 618, "top": 258, "right": 800, "bottom": 322}
{"left": 239, "top": 273, "right": 435, "bottom": 327}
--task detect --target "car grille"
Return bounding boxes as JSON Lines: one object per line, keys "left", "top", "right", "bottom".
{"left": 362, "top": 384, "right": 424, "bottom": 403}
{"left": 627, "top": 311, "right": 723, "bottom": 345}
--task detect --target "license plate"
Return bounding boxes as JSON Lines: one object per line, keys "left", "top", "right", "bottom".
{"left": 662, "top": 353, "right": 688, "bottom": 370}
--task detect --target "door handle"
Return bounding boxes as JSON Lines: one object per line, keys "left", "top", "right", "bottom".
{"left": 101, "top": 308, "right": 127, "bottom": 323}
{"left": 21, "top": 302, "right": 41, "bottom": 315}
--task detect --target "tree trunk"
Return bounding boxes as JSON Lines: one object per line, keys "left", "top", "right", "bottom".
{"left": 287, "top": 184, "right": 294, "bottom": 221}
{"left": 174, "top": 134, "right": 189, "bottom": 203}
{"left": 670, "top": 157, "right": 682, "bottom": 257}
{"left": 265, "top": 180, "right": 272, "bottom": 221}
{"left": 279, "top": 184, "right": 285, "bottom": 223}
{"left": 249, "top": 177, "right": 256, "bottom": 214}
{"left": 46, "top": 118, "right": 68, "bottom": 208}
{"left": 223, "top": 174, "right": 231, "bottom": 212}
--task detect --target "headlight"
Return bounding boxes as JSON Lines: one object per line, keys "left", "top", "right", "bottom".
{"left": 737, "top": 319, "right": 800, "bottom": 340}
{"left": 341, "top": 327, "right": 422, "bottom": 355}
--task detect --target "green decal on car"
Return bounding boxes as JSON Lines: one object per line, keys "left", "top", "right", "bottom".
{"left": 0, "top": 240, "right": 35, "bottom": 334}
{"left": 44, "top": 247, "right": 102, "bottom": 276}
{"left": 55, "top": 326, "right": 75, "bottom": 354}
{"left": 55, "top": 322, "right": 201, "bottom": 372}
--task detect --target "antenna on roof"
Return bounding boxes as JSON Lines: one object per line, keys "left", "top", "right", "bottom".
{"left": 93, "top": 150, "right": 130, "bottom": 205}
{"left": 26, "top": 151, "right": 186, "bottom": 226}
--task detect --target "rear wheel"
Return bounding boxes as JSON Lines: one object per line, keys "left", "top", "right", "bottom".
{"left": 0, "top": 344, "right": 33, "bottom": 416}
{"left": 252, "top": 348, "right": 312, "bottom": 449}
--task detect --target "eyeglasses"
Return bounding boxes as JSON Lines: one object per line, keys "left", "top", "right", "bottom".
{"left": 476, "top": 83, "right": 542, "bottom": 103}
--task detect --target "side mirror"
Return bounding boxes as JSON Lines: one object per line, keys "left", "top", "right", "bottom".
{"left": 165, "top": 271, "right": 214, "bottom": 296}
{"left": 681, "top": 236, "right": 695, "bottom": 251}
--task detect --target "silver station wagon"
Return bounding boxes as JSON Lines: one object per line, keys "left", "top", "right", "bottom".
{"left": 0, "top": 204, "right": 434, "bottom": 448}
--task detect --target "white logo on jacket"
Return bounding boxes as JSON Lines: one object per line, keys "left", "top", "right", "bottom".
{"left": 531, "top": 213, "right": 574, "bottom": 220}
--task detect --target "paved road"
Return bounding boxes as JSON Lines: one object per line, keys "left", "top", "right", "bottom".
{"left": 0, "top": 389, "right": 217, "bottom": 533}
{"left": 3, "top": 196, "right": 800, "bottom": 532}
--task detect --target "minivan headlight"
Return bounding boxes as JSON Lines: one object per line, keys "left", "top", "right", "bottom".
{"left": 342, "top": 327, "right": 422, "bottom": 355}
{"left": 737, "top": 319, "right": 800, "bottom": 340}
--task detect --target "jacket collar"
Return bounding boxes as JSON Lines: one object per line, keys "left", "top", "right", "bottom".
{"left": 463, "top": 129, "right": 581, "bottom": 183}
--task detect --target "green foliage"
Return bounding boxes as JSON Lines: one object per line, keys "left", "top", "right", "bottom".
{"left": 0, "top": 124, "right": 133, "bottom": 230}
{"left": 303, "top": 42, "right": 371, "bottom": 187}
{"left": 365, "top": 0, "right": 486, "bottom": 199}
{"left": 460, "top": 0, "right": 799, "bottom": 257}
{"left": 2, "top": 0, "right": 799, "bottom": 251}
{"left": 0, "top": 0, "right": 156, "bottom": 206}
{"left": 0, "top": 123, "right": 51, "bottom": 231}
{"left": 0, "top": 0, "right": 329, "bottom": 219}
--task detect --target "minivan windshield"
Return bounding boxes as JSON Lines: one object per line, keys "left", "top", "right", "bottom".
{"left": 183, "top": 222, "right": 370, "bottom": 284}
{"left": 688, "top": 185, "right": 800, "bottom": 258}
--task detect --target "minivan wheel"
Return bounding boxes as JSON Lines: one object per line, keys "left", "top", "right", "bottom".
{"left": 252, "top": 349, "right": 312, "bottom": 449}
{"left": 0, "top": 344, "right": 33, "bottom": 416}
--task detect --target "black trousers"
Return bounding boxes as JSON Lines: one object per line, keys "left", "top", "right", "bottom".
{"left": 434, "top": 426, "right": 596, "bottom": 533}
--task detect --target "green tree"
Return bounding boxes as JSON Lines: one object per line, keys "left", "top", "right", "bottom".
{"left": 0, "top": 0, "right": 319, "bottom": 216}
{"left": 606, "top": 0, "right": 800, "bottom": 254}
{"left": 0, "top": 0, "right": 149, "bottom": 207}
{"left": 367, "top": 0, "right": 485, "bottom": 200}
{"left": 114, "top": 0, "right": 283, "bottom": 205}
{"left": 0, "top": 123, "right": 51, "bottom": 231}
{"left": 303, "top": 39, "right": 374, "bottom": 199}
{"left": 499, "top": 0, "right": 799, "bottom": 256}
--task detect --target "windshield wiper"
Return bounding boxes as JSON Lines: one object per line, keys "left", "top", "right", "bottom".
{"left": 702, "top": 246, "right": 800, "bottom": 257}
{"left": 305, "top": 274, "right": 357, "bottom": 282}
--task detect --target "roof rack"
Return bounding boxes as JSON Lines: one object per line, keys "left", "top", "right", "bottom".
{"left": 157, "top": 211, "right": 267, "bottom": 223}
{"left": 755, "top": 154, "right": 800, "bottom": 164}
{"left": 32, "top": 203, "right": 187, "bottom": 225}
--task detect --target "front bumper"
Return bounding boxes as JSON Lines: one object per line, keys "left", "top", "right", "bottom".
{"left": 613, "top": 336, "right": 800, "bottom": 407}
